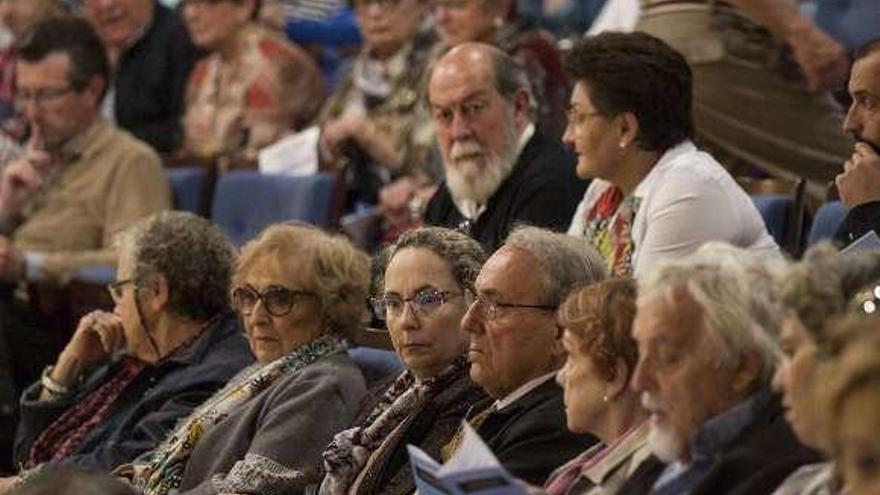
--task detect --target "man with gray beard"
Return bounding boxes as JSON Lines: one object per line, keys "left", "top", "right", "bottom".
{"left": 422, "top": 42, "right": 585, "bottom": 252}
{"left": 618, "top": 244, "right": 818, "bottom": 495}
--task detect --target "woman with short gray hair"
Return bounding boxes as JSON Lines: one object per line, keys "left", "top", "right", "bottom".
{"left": 11, "top": 211, "right": 253, "bottom": 481}
{"left": 771, "top": 244, "right": 880, "bottom": 495}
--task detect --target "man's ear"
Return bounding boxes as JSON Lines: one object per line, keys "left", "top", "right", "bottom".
{"left": 512, "top": 87, "right": 532, "bottom": 129}
{"left": 730, "top": 351, "right": 763, "bottom": 394}
{"left": 144, "top": 273, "right": 170, "bottom": 314}
{"left": 616, "top": 112, "right": 640, "bottom": 149}
{"left": 85, "top": 75, "right": 106, "bottom": 108}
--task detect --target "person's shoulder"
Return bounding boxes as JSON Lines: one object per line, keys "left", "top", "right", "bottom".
{"left": 87, "top": 120, "right": 161, "bottom": 166}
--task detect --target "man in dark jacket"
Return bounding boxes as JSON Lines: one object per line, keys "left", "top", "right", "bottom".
{"left": 445, "top": 226, "right": 606, "bottom": 485}
{"left": 423, "top": 43, "right": 586, "bottom": 252}
{"left": 618, "top": 245, "right": 818, "bottom": 495}
{"left": 81, "top": 0, "right": 200, "bottom": 154}
{"left": 835, "top": 39, "right": 880, "bottom": 247}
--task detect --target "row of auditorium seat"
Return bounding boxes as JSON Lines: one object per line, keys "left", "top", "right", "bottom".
{"left": 166, "top": 167, "right": 336, "bottom": 246}
{"left": 168, "top": 168, "right": 848, "bottom": 258}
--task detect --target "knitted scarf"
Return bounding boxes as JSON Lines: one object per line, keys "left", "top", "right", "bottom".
{"left": 319, "top": 355, "right": 468, "bottom": 495}
{"left": 27, "top": 357, "right": 146, "bottom": 467}
{"left": 130, "top": 334, "right": 348, "bottom": 495}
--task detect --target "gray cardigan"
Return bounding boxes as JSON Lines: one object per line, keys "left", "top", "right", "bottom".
{"left": 177, "top": 352, "right": 366, "bottom": 495}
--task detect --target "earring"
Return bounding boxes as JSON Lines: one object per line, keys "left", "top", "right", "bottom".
{"left": 602, "top": 394, "right": 609, "bottom": 403}
{"left": 493, "top": 17, "right": 503, "bottom": 28}
{"left": 619, "top": 141, "right": 627, "bottom": 149}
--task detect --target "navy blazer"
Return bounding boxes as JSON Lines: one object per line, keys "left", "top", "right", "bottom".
{"left": 14, "top": 312, "right": 254, "bottom": 472}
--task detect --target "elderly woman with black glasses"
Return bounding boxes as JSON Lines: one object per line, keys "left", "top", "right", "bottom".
{"left": 120, "top": 223, "right": 369, "bottom": 495}
{"left": 318, "top": 227, "right": 488, "bottom": 495}
{"left": 7, "top": 212, "right": 253, "bottom": 488}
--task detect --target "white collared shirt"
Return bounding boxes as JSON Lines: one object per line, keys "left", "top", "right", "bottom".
{"left": 568, "top": 140, "right": 779, "bottom": 278}
{"left": 494, "top": 370, "right": 556, "bottom": 412}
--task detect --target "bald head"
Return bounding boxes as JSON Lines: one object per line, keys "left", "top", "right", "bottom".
{"left": 430, "top": 42, "right": 528, "bottom": 106}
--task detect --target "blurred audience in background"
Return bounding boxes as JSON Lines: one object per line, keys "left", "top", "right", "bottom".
{"left": 80, "top": 0, "right": 200, "bottom": 155}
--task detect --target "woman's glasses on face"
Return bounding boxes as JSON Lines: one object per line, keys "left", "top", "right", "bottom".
{"left": 232, "top": 285, "right": 315, "bottom": 317}
{"left": 370, "top": 287, "right": 462, "bottom": 321}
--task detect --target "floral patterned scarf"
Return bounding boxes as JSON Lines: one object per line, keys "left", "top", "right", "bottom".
{"left": 318, "top": 355, "right": 469, "bottom": 495}
{"left": 129, "top": 334, "right": 348, "bottom": 495}
{"left": 581, "top": 184, "right": 642, "bottom": 277}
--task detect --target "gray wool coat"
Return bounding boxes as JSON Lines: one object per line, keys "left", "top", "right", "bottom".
{"left": 177, "top": 352, "right": 366, "bottom": 495}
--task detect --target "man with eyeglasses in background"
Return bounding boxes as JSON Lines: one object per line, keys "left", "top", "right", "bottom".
{"left": 441, "top": 226, "right": 605, "bottom": 485}
{"left": 422, "top": 43, "right": 586, "bottom": 252}
{"left": 0, "top": 15, "right": 168, "bottom": 467}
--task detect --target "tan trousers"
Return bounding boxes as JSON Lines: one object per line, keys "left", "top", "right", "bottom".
{"left": 637, "top": 7, "right": 851, "bottom": 192}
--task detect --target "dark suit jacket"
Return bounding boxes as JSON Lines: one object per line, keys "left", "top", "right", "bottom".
{"left": 353, "top": 367, "right": 488, "bottom": 495}
{"left": 835, "top": 200, "right": 880, "bottom": 247}
{"left": 616, "top": 393, "right": 820, "bottom": 495}
{"left": 424, "top": 132, "right": 587, "bottom": 252}
{"left": 474, "top": 377, "right": 597, "bottom": 486}
{"left": 113, "top": 1, "right": 201, "bottom": 154}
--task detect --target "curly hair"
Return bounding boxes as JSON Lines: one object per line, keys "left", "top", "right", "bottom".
{"left": 826, "top": 316, "right": 880, "bottom": 457}
{"left": 374, "top": 227, "right": 487, "bottom": 294}
{"left": 235, "top": 223, "right": 371, "bottom": 339}
{"left": 559, "top": 278, "right": 639, "bottom": 383}
{"left": 778, "top": 243, "right": 880, "bottom": 350}
{"left": 564, "top": 31, "right": 693, "bottom": 152}
{"left": 119, "top": 211, "right": 236, "bottom": 322}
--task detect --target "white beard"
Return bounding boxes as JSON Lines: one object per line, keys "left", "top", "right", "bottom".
{"left": 443, "top": 117, "right": 521, "bottom": 205}
{"left": 642, "top": 392, "right": 686, "bottom": 463}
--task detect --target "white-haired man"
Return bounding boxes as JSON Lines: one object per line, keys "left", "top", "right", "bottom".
{"left": 618, "top": 244, "right": 819, "bottom": 495}
{"left": 423, "top": 42, "right": 586, "bottom": 251}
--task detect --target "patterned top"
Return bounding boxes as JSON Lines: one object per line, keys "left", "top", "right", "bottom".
{"left": 182, "top": 23, "right": 324, "bottom": 161}
{"left": 318, "top": 27, "right": 438, "bottom": 178}
{"left": 577, "top": 185, "right": 642, "bottom": 277}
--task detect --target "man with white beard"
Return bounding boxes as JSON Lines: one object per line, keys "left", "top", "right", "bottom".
{"left": 619, "top": 244, "right": 819, "bottom": 495}
{"left": 422, "top": 42, "right": 585, "bottom": 251}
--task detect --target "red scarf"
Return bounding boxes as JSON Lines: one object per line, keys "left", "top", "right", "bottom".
{"left": 27, "top": 357, "right": 146, "bottom": 467}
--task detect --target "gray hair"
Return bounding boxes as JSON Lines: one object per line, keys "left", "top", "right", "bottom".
{"left": 490, "top": 47, "right": 537, "bottom": 122}
{"left": 779, "top": 242, "right": 880, "bottom": 349}
{"left": 503, "top": 226, "right": 607, "bottom": 307}
{"left": 375, "top": 227, "right": 487, "bottom": 294}
{"left": 235, "top": 223, "right": 371, "bottom": 339}
{"left": 638, "top": 243, "right": 785, "bottom": 385}
{"left": 117, "top": 211, "right": 236, "bottom": 322}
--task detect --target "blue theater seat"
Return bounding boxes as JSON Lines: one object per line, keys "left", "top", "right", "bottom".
{"left": 211, "top": 171, "right": 335, "bottom": 246}
{"left": 808, "top": 200, "right": 848, "bottom": 246}
{"left": 166, "top": 166, "right": 207, "bottom": 215}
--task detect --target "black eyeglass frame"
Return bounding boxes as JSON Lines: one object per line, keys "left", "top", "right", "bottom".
{"left": 232, "top": 285, "right": 316, "bottom": 317}
{"left": 464, "top": 289, "right": 557, "bottom": 321}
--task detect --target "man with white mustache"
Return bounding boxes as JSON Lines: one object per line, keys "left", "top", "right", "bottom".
{"left": 619, "top": 244, "right": 819, "bottom": 495}
{"left": 422, "top": 42, "right": 585, "bottom": 251}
